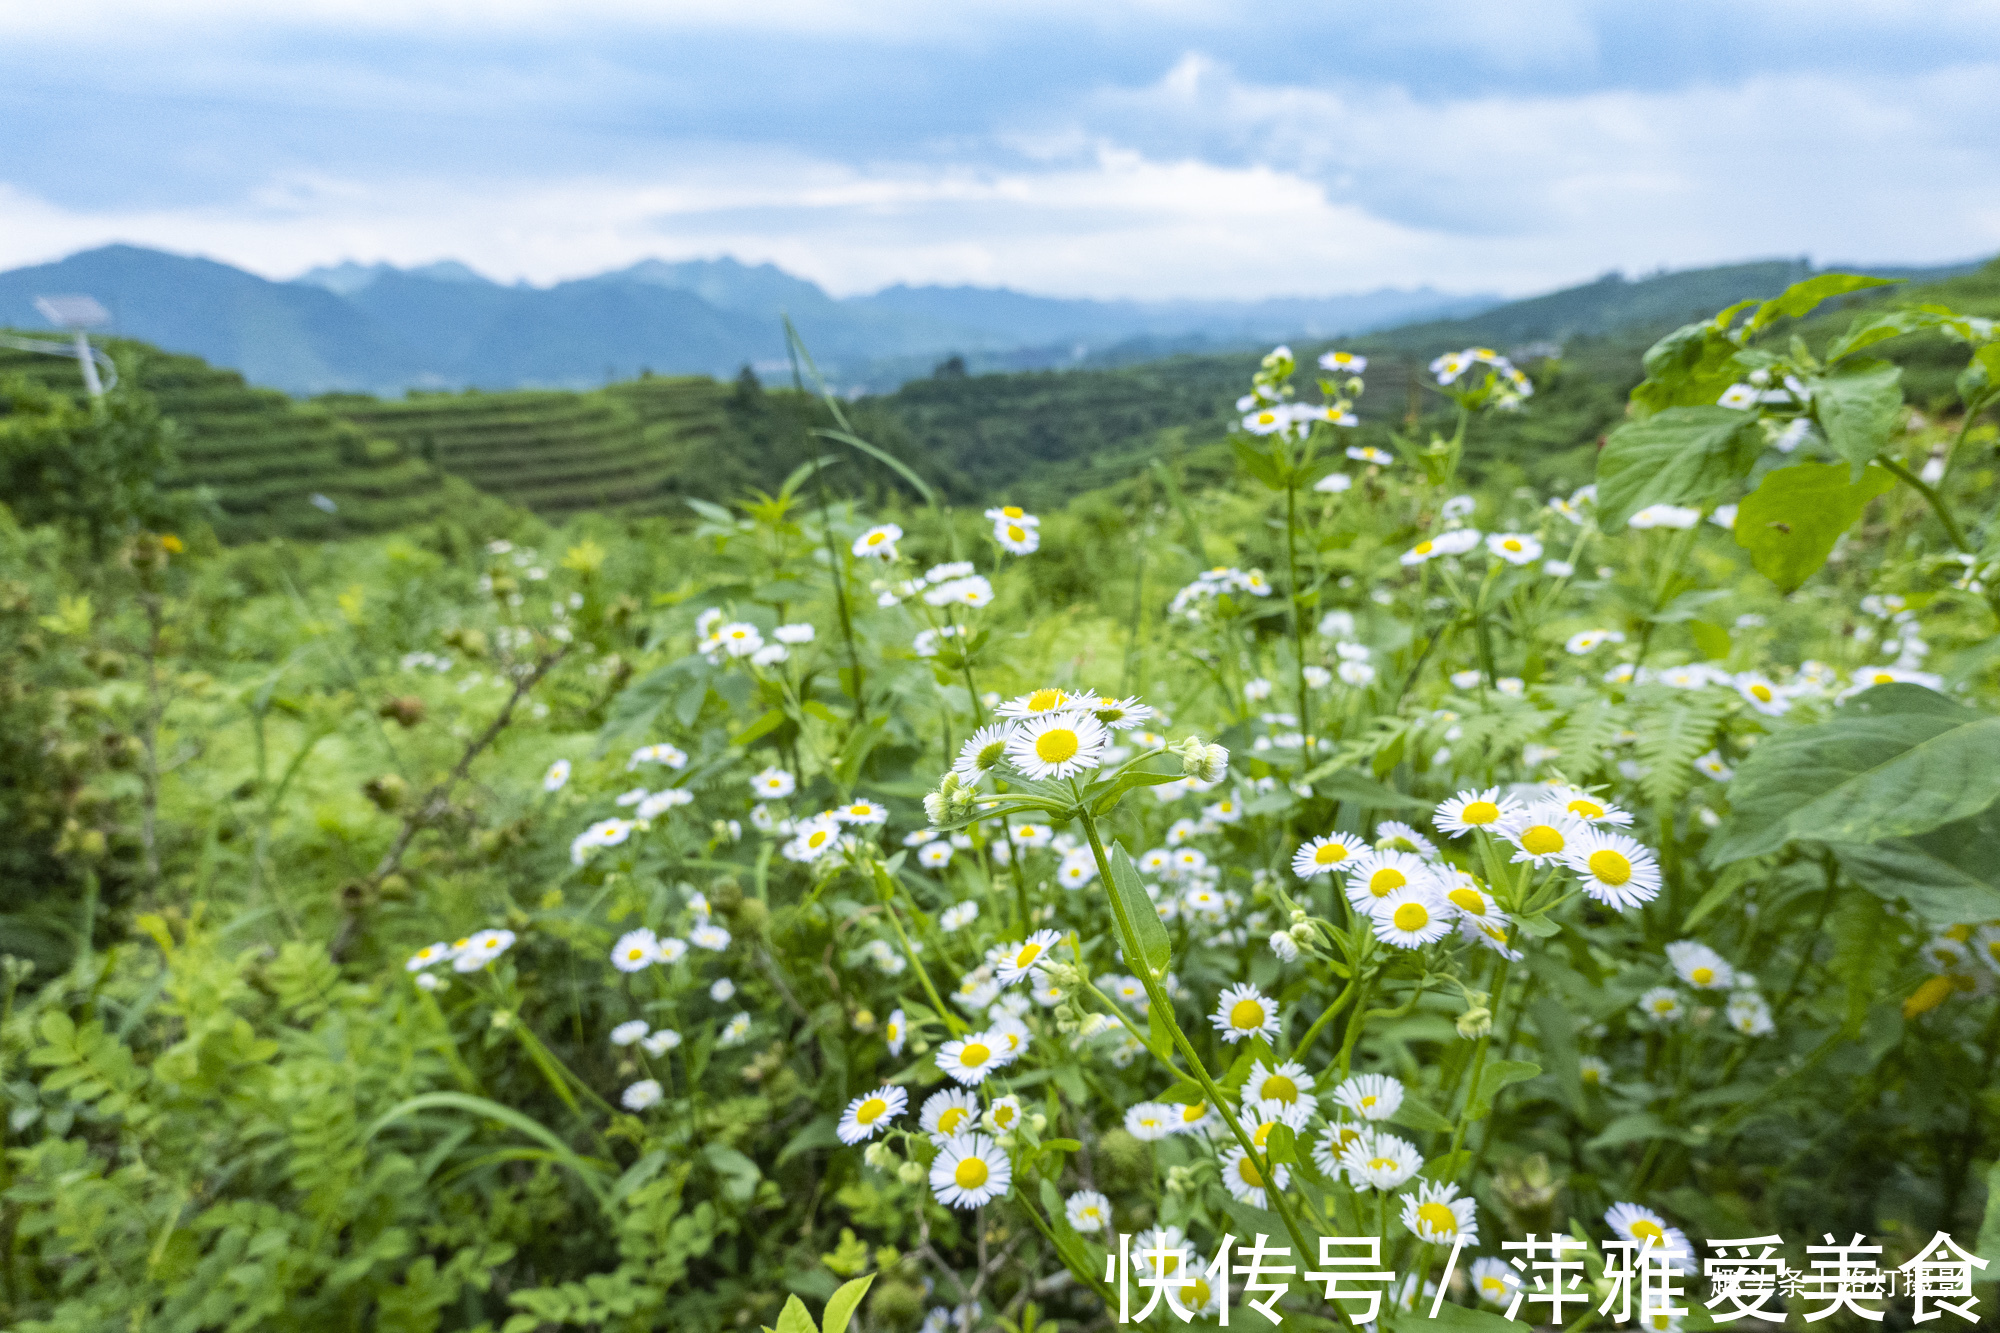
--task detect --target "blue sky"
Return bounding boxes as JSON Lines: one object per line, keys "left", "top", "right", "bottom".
{"left": 2, "top": 1, "right": 1994, "bottom": 298}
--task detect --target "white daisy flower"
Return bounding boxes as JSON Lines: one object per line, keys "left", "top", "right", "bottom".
{"left": 1133, "top": 1225, "right": 1193, "bottom": 1283}
{"left": 1243, "top": 404, "right": 1289, "bottom": 434}
{"left": 611, "top": 928, "right": 661, "bottom": 973}
{"left": 1371, "top": 885, "right": 1453, "bottom": 948}
{"left": 995, "top": 686, "right": 1098, "bottom": 721}
{"left": 1578, "top": 1055, "right": 1610, "bottom": 1088}
{"left": 1124, "top": 1102, "right": 1174, "bottom": 1141}
{"left": 751, "top": 767, "right": 796, "bottom": 799}
{"left": 689, "top": 921, "right": 731, "bottom": 951}
{"left": 406, "top": 942, "right": 451, "bottom": 972}
{"left": 542, "top": 759, "right": 571, "bottom": 792}
{"left": 852, "top": 524, "right": 902, "bottom": 558}
{"left": 1562, "top": 828, "right": 1663, "bottom": 909}
{"left": 783, "top": 815, "right": 842, "bottom": 863}
{"left": 995, "top": 929, "right": 1062, "bottom": 985}
{"left": 1471, "top": 1256, "right": 1519, "bottom": 1305}
{"left": 992, "top": 516, "right": 1040, "bottom": 554}
{"left": 621, "top": 1079, "right": 663, "bottom": 1111}
{"left": 1401, "top": 1180, "right": 1479, "bottom": 1245}
{"left": 1373, "top": 821, "right": 1440, "bottom": 859}
{"left": 636, "top": 789, "right": 693, "bottom": 819}
{"left": 1734, "top": 674, "right": 1790, "bottom": 716}
{"left": 1638, "top": 987, "right": 1684, "bottom": 1024}
{"left": 1693, "top": 750, "right": 1734, "bottom": 781}
{"left": 1303, "top": 665, "right": 1334, "bottom": 688}
{"left": 1168, "top": 1100, "right": 1218, "bottom": 1136}
{"left": 1004, "top": 710, "right": 1110, "bottom": 781}
{"left": 1315, "top": 472, "right": 1353, "bottom": 494}
{"left": 838, "top": 1085, "right": 908, "bottom": 1144}
{"left": 709, "top": 977, "right": 736, "bottom": 1003}
{"left": 1341, "top": 1131, "right": 1423, "bottom": 1190}
{"left": 835, "top": 798, "right": 890, "bottom": 826}
{"left": 1090, "top": 695, "right": 1154, "bottom": 730}
{"left": 718, "top": 1012, "right": 752, "bottom": 1046}
{"left": 1066, "top": 1189, "right": 1111, "bottom": 1232}
{"left": 610, "top": 1019, "right": 650, "bottom": 1047}
{"left": 1314, "top": 1123, "right": 1372, "bottom": 1180}
{"left": 642, "top": 1028, "right": 681, "bottom": 1056}
{"left": 1247, "top": 1059, "right": 1315, "bottom": 1108}
{"left": 952, "top": 723, "right": 1014, "bottom": 783}
{"left": 920, "top": 1087, "right": 980, "bottom": 1140}
{"left": 1220, "top": 1144, "right": 1290, "bottom": 1209}
{"left": 1320, "top": 349, "right": 1367, "bottom": 373}
{"left": 930, "top": 1133, "right": 1011, "bottom": 1209}
{"left": 1210, "top": 983, "right": 1279, "bottom": 1044}
{"left": 1333, "top": 1072, "right": 1404, "bottom": 1121}
{"left": 1486, "top": 532, "right": 1542, "bottom": 565}
{"left": 1665, "top": 940, "right": 1734, "bottom": 990}
{"left": 1717, "top": 383, "right": 1760, "bottom": 409}
{"left": 1203, "top": 795, "right": 1244, "bottom": 824}
{"left": 1548, "top": 787, "right": 1633, "bottom": 827}
{"left": 918, "top": 841, "right": 953, "bottom": 868}
{"left": 986, "top": 1015, "right": 1031, "bottom": 1062}
{"left": 452, "top": 928, "right": 516, "bottom": 973}
{"left": 1348, "top": 445, "right": 1394, "bottom": 465}
{"left": 940, "top": 901, "right": 980, "bottom": 932}
{"left": 656, "top": 936, "right": 688, "bottom": 964}
{"left": 1605, "top": 1203, "right": 1696, "bottom": 1272}
{"left": 774, "top": 622, "right": 815, "bottom": 644}
{"left": 1629, "top": 504, "right": 1701, "bottom": 530}
{"left": 716, "top": 623, "right": 763, "bottom": 657}
{"left": 1056, "top": 850, "right": 1099, "bottom": 889}
{"left": 1502, "top": 807, "right": 1583, "bottom": 865}
{"left": 936, "top": 1031, "right": 1005, "bottom": 1086}
{"left": 1344, "top": 849, "right": 1430, "bottom": 910}
{"left": 629, "top": 743, "right": 690, "bottom": 771}
{"left": 1434, "top": 787, "right": 1522, "bottom": 839}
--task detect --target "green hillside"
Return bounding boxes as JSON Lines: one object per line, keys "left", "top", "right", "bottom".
{"left": 0, "top": 336, "right": 471, "bottom": 541}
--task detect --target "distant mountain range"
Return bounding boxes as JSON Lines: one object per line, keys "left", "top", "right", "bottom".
{"left": 1, "top": 244, "right": 1987, "bottom": 399}
{"left": 0, "top": 245, "right": 1494, "bottom": 396}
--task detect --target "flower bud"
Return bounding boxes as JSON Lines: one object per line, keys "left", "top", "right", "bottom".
{"left": 1455, "top": 1003, "right": 1493, "bottom": 1039}
{"left": 896, "top": 1160, "right": 927, "bottom": 1185}
{"left": 864, "top": 1142, "right": 899, "bottom": 1172}
{"left": 1268, "top": 930, "right": 1300, "bottom": 962}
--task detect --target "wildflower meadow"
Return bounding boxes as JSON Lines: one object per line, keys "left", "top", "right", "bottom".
{"left": 4, "top": 273, "right": 2000, "bottom": 1333}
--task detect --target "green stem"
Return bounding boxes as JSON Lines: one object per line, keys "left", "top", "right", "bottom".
{"left": 1873, "top": 453, "right": 1972, "bottom": 553}
{"left": 1292, "top": 972, "right": 1363, "bottom": 1061}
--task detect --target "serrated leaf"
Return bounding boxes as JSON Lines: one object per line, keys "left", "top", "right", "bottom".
{"left": 1733, "top": 461, "right": 1894, "bottom": 592}
{"left": 1108, "top": 843, "right": 1171, "bottom": 979}
{"left": 1814, "top": 359, "right": 1904, "bottom": 476}
{"left": 1597, "top": 407, "right": 1760, "bottom": 531}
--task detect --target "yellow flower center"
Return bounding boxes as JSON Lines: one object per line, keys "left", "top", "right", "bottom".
{"left": 1006, "top": 524, "right": 1027, "bottom": 541}
{"left": 1393, "top": 902, "right": 1430, "bottom": 932}
{"left": 1418, "top": 1202, "right": 1458, "bottom": 1236}
{"left": 866, "top": 532, "right": 886, "bottom": 546}
{"left": 855, "top": 1097, "right": 888, "bottom": 1125}
{"left": 938, "top": 1107, "right": 969, "bottom": 1133}
{"left": 1582, "top": 1066, "right": 1600, "bottom": 1084}
{"left": 808, "top": 830, "right": 829, "bottom": 848}
{"left": 1462, "top": 800, "right": 1500, "bottom": 825}
{"left": 1035, "top": 729, "right": 1079, "bottom": 763}
{"left": 1414, "top": 541, "right": 1435, "bottom": 555}
{"left": 1159, "top": 1251, "right": 1181, "bottom": 1275}
{"left": 1588, "top": 850, "right": 1633, "bottom": 885}
{"left": 1652, "top": 999, "right": 1675, "bottom": 1014}
{"left": 1567, "top": 798, "right": 1605, "bottom": 819}
{"left": 1027, "top": 688, "right": 1065, "bottom": 711}
{"left": 887, "top": 1023, "right": 900, "bottom": 1041}
{"left": 1002, "top": 506, "right": 1023, "bottom": 518}
{"left": 1521, "top": 825, "right": 1565, "bottom": 855}
{"left": 1237, "top": 1157, "right": 1264, "bottom": 1188}
{"left": 1751, "top": 684, "right": 1773, "bottom": 701}
{"left": 1179, "top": 1102, "right": 1207, "bottom": 1123}
{"left": 954, "top": 1157, "right": 989, "bottom": 1189}
{"left": 1230, "top": 999, "right": 1266, "bottom": 1030}
{"left": 1360, "top": 1094, "right": 1378, "bottom": 1108}
{"left": 960, "top": 1042, "right": 991, "bottom": 1067}
{"left": 1015, "top": 942, "right": 1043, "bottom": 967}
{"left": 1503, "top": 540, "right": 1523, "bottom": 552}
{"left": 1369, "top": 868, "right": 1406, "bottom": 896}
{"left": 994, "top": 1104, "right": 1017, "bottom": 1126}
{"left": 1481, "top": 1277, "right": 1507, "bottom": 1296}
{"left": 1448, "top": 887, "right": 1487, "bottom": 914}
{"left": 1630, "top": 1220, "right": 1665, "bottom": 1243}
{"left": 1872, "top": 672, "right": 1894, "bottom": 684}
{"left": 1314, "top": 842, "right": 1349, "bottom": 865}
{"left": 626, "top": 947, "right": 647, "bottom": 961}
{"left": 453, "top": 938, "right": 471, "bottom": 950}
{"left": 1368, "top": 1156, "right": 1397, "bottom": 1172}
{"left": 1251, "top": 1122, "right": 1274, "bottom": 1148}
{"left": 1189, "top": 1278, "right": 1212, "bottom": 1307}
{"left": 1690, "top": 966, "right": 1715, "bottom": 986}
{"left": 1262, "top": 1075, "right": 1298, "bottom": 1102}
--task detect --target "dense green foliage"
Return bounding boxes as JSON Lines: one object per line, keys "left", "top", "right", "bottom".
{"left": 2, "top": 269, "right": 1999, "bottom": 1333}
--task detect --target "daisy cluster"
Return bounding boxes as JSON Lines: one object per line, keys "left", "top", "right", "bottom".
{"left": 1912, "top": 924, "right": 2000, "bottom": 1001}
{"left": 1590, "top": 656, "right": 1939, "bottom": 715}
{"left": 403, "top": 928, "right": 517, "bottom": 987}
{"left": 1631, "top": 940, "right": 1773, "bottom": 1036}
{"left": 1429, "top": 346, "right": 1535, "bottom": 408}
{"left": 1168, "top": 566, "right": 1274, "bottom": 620}
{"left": 1399, "top": 528, "right": 1552, "bottom": 569}
{"left": 1235, "top": 343, "right": 1364, "bottom": 441}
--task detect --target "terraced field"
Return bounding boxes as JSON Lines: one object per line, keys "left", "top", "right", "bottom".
{"left": 0, "top": 337, "right": 466, "bottom": 541}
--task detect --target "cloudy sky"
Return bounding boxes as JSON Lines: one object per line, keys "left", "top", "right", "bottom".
{"left": 2, "top": 1, "right": 1995, "bottom": 299}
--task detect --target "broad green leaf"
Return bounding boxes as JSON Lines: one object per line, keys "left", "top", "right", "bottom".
{"left": 1748, "top": 272, "right": 1897, "bottom": 331}
{"left": 774, "top": 1295, "right": 816, "bottom": 1333}
{"left": 1709, "top": 691, "right": 1975, "bottom": 864}
{"left": 1108, "top": 843, "right": 1172, "bottom": 979}
{"left": 1814, "top": 358, "right": 1903, "bottom": 476}
{"left": 821, "top": 1274, "right": 876, "bottom": 1333}
{"left": 1264, "top": 1122, "right": 1297, "bottom": 1165}
{"left": 1425, "top": 1299, "right": 1524, "bottom": 1333}
{"left": 1688, "top": 620, "right": 1732, "bottom": 660}
{"left": 1389, "top": 1095, "right": 1455, "bottom": 1134}
{"left": 1732, "top": 461, "right": 1894, "bottom": 592}
{"left": 1831, "top": 808, "right": 2000, "bottom": 928}
{"left": 1467, "top": 1059, "right": 1540, "bottom": 1121}
{"left": 704, "top": 1142, "right": 762, "bottom": 1202}
{"left": 732, "top": 707, "right": 789, "bottom": 747}
{"left": 1587, "top": 1111, "right": 1689, "bottom": 1151}
{"left": 1527, "top": 991, "right": 1583, "bottom": 1116}
{"left": 1632, "top": 323, "right": 1743, "bottom": 414}
{"left": 1780, "top": 716, "right": 2000, "bottom": 846}
{"left": 1597, "top": 406, "right": 1760, "bottom": 531}
{"left": 1231, "top": 436, "right": 1287, "bottom": 490}
{"left": 1824, "top": 307, "right": 1952, "bottom": 362}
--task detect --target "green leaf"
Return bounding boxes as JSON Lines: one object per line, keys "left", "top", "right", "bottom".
{"left": 1231, "top": 437, "right": 1286, "bottom": 490}
{"left": 1831, "top": 813, "right": 2000, "bottom": 929}
{"left": 821, "top": 1274, "right": 876, "bottom": 1333}
{"left": 812, "top": 428, "right": 936, "bottom": 505}
{"left": 733, "top": 707, "right": 790, "bottom": 747}
{"left": 1733, "top": 461, "right": 1894, "bottom": 592}
{"left": 1688, "top": 620, "right": 1732, "bottom": 660}
{"left": 1587, "top": 1111, "right": 1689, "bottom": 1151}
{"left": 1108, "top": 843, "right": 1172, "bottom": 979}
{"left": 362, "top": 1092, "right": 613, "bottom": 1205}
{"left": 1975, "top": 1157, "right": 2000, "bottom": 1270}
{"left": 1814, "top": 359, "right": 1903, "bottom": 476}
{"left": 1773, "top": 716, "right": 2000, "bottom": 846}
{"left": 1748, "top": 272, "right": 1897, "bottom": 331}
{"left": 1597, "top": 406, "right": 1760, "bottom": 531}
{"left": 704, "top": 1142, "right": 762, "bottom": 1202}
{"left": 1389, "top": 1095, "right": 1454, "bottom": 1134}
{"left": 774, "top": 1295, "right": 816, "bottom": 1333}
{"left": 1424, "top": 1299, "right": 1524, "bottom": 1333}
{"left": 1305, "top": 768, "right": 1431, "bottom": 811}
{"left": 1264, "top": 1123, "right": 1297, "bottom": 1165}
{"left": 1467, "top": 1060, "right": 1540, "bottom": 1121}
